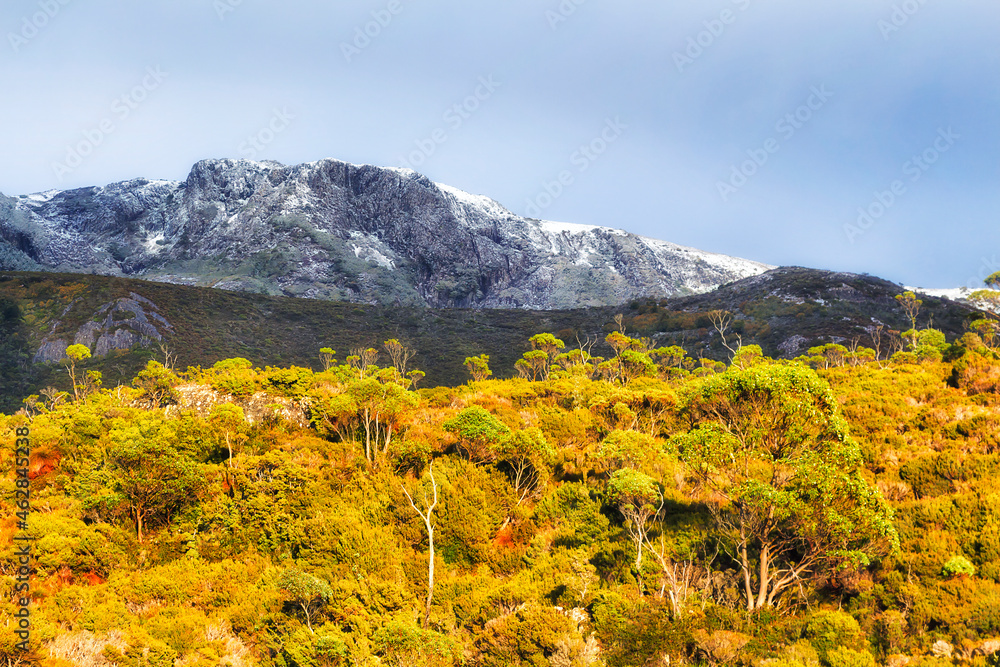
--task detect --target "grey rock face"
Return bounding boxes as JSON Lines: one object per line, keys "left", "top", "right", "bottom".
{"left": 34, "top": 339, "right": 69, "bottom": 364}
{"left": 2, "top": 158, "right": 772, "bottom": 309}
{"left": 33, "top": 292, "right": 174, "bottom": 363}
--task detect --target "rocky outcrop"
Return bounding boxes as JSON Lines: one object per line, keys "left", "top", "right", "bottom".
{"left": 170, "top": 384, "right": 308, "bottom": 428}
{"left": 2, "top": 158, "right": 773, "bottom": 309}
{"left": 33, "top": 292, "right": 174, "bottom": 363}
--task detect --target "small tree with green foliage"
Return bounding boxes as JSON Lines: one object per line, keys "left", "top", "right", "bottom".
{"left": 278, "top": 568, "right": 333, "bottom": 633}
{"left": 407, "top": 369, "right": 426, "bottom": 389}
{"left": 348, "top": 377, "right": 419, "bottom": 464}
{"left": 92, "top": 428, "right": 204, "bottom": 543}
{"left": 595, "top": 429, "right": 659, "bottom": 471}
{"left": 209, "top": 403, "right": 248, "bottom": 466}
{"left": 133, "top": 360, "right": 180, "bottom": 407}
{"left": 64, "top": 343, "right": 91, "bottom": 402}
{"left": 523, "top": 333, "right": 565, "bottom": 381}
{"left": 208, "top": 357, "right": 258, "bottom": 397}
{"left": 607, "top": 468, "right": 662, "bottom": 595}
{"left": 319, "top": 347, "right": 336, "bottom": 371}
{"left": 516, "top": 349, "right": 550, "bottom": 381}
{"left": 804, "top": 343, "right": 849, "bottom": 369}
{"left": 464, "top": 354, "right": 493, "bottom": 382}
{"left": 443, "top": 406, "right": 510, "bottom": 462}
{"left": 895, "top": 291, "right": 922, "bottom": 347}
{"left": 601, "top": 332, "right": 657, "bottom": 384}
{"left": 493, "top": 427, "right": 555, "bottom": 505}
{"left": 650, "top": 345, "right": 689, "bottom": 378}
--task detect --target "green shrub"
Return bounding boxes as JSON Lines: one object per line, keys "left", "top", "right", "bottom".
{"left": 372, "top": 620, "right": 460, "bottom": 666}
{"left": 803, "top": 610, "right": 868, "bottom": 665}
{"left": 473, "top": 603, "right": 574, "bottom": 667}
{"left": 771, "top": 640, "right": 820, "bottom": 666}
{"left": 262, "top": 365, "right": 314, "bottom": 398}
{"left": 826, "top": 647, "right": 876, "bottom": 667}
{"left": 943, "top": 555, "right": 976, "bottom": 578}
{"left": 208, "top": 358, "right": 258, "bottom": 397}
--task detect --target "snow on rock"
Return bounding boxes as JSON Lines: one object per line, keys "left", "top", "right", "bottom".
{"left": 539, "top": 220, "right": 604, "bottom": 235}
{"left": 906, "top": 286, "right": 976, "bottom": 301}
{"left": 435, "top": 182, "right": 512, "bottom": 219}
{"left": 4, "top": 156, "right": 775, "bottom": 309}
{"left": 25, "top": 190, "right": 61, "bottom": 203}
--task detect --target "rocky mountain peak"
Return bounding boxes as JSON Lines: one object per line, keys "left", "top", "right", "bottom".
{"left": 1, "top": 158, "right": 772, "bottom": 309}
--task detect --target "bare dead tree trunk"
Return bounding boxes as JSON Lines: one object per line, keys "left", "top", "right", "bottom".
{"left": 363, "top": 407, "right": 372, "bottom": 462}
{"left": 644, "top": 534, "right": 700, "bottom": 618}
{"left": 848, "top": 337, "right": 861, "bottom": 366}
{"left": 159, "top": 341, "right": 176, "bottom": 371}
{"left": 402, "top": 464, "right": 438, "bottom": 629}
{"left": 708, "top": 310, "right": 742, "bottom": 360}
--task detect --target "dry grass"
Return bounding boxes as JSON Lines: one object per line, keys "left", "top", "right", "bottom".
{"left": 47, "top": 629, "right": 127, "bottom": 667}
{"left": 203, "top": 619, "right": 253, "bottom": 667}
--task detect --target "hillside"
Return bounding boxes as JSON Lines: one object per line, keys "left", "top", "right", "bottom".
{"left": 631, "top": 267, "right": 980, "bottom": 357}
{"left": 0, "top": 158, "right": 771, "bottom": 309}
{"left": 0, "top": 268, "right": 983, "bottom": 413}
{"left": 4, "top": 324, "right": 1000, "bottom": 666}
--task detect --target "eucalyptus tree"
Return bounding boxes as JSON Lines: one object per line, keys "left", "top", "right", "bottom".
{"left": 672, "top": 363, "right": 898, "bottom": 610}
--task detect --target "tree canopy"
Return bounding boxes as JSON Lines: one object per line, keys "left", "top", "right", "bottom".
{"left": 673, "top": 362, "right": 898, "bottom": 610}
{"left": 7, "top": 321, "right": 1000, "bottom": 667}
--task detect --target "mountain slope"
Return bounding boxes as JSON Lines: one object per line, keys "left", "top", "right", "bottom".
{"left": 0, "top": 267, "right": 983, "bottom": 413}
{"left": 644, "top": 267, "right": 981, "bottom": 358}
{"left": 0, "top": 158, "right": 771, "bottom": 309}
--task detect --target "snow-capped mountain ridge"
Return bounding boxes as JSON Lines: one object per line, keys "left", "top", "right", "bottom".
{"left": 0, "top": 157, "right": 772, "bottom": 309}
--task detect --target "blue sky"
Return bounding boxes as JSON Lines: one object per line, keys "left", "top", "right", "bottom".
{"left": 1, "top": 0, "right": 997, "bottom": 288}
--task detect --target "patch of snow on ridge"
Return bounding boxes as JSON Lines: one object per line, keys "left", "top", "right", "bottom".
{"left": 640, "top": 236, "right": 774, "bottom": 275}
{"left": 383, "top": 166, "right": 417, "bottom": 177}
{"left": 25, "top": 190, "right": 61, "bottom": 203}
{"left": 435, "top": 183, "right": 511, "bottom": 217}
{"left": 539, "top": 220, "right": 604, "bottom": 235}
{"left": 905, "top": 286, "right": 975, "bottom": 301}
